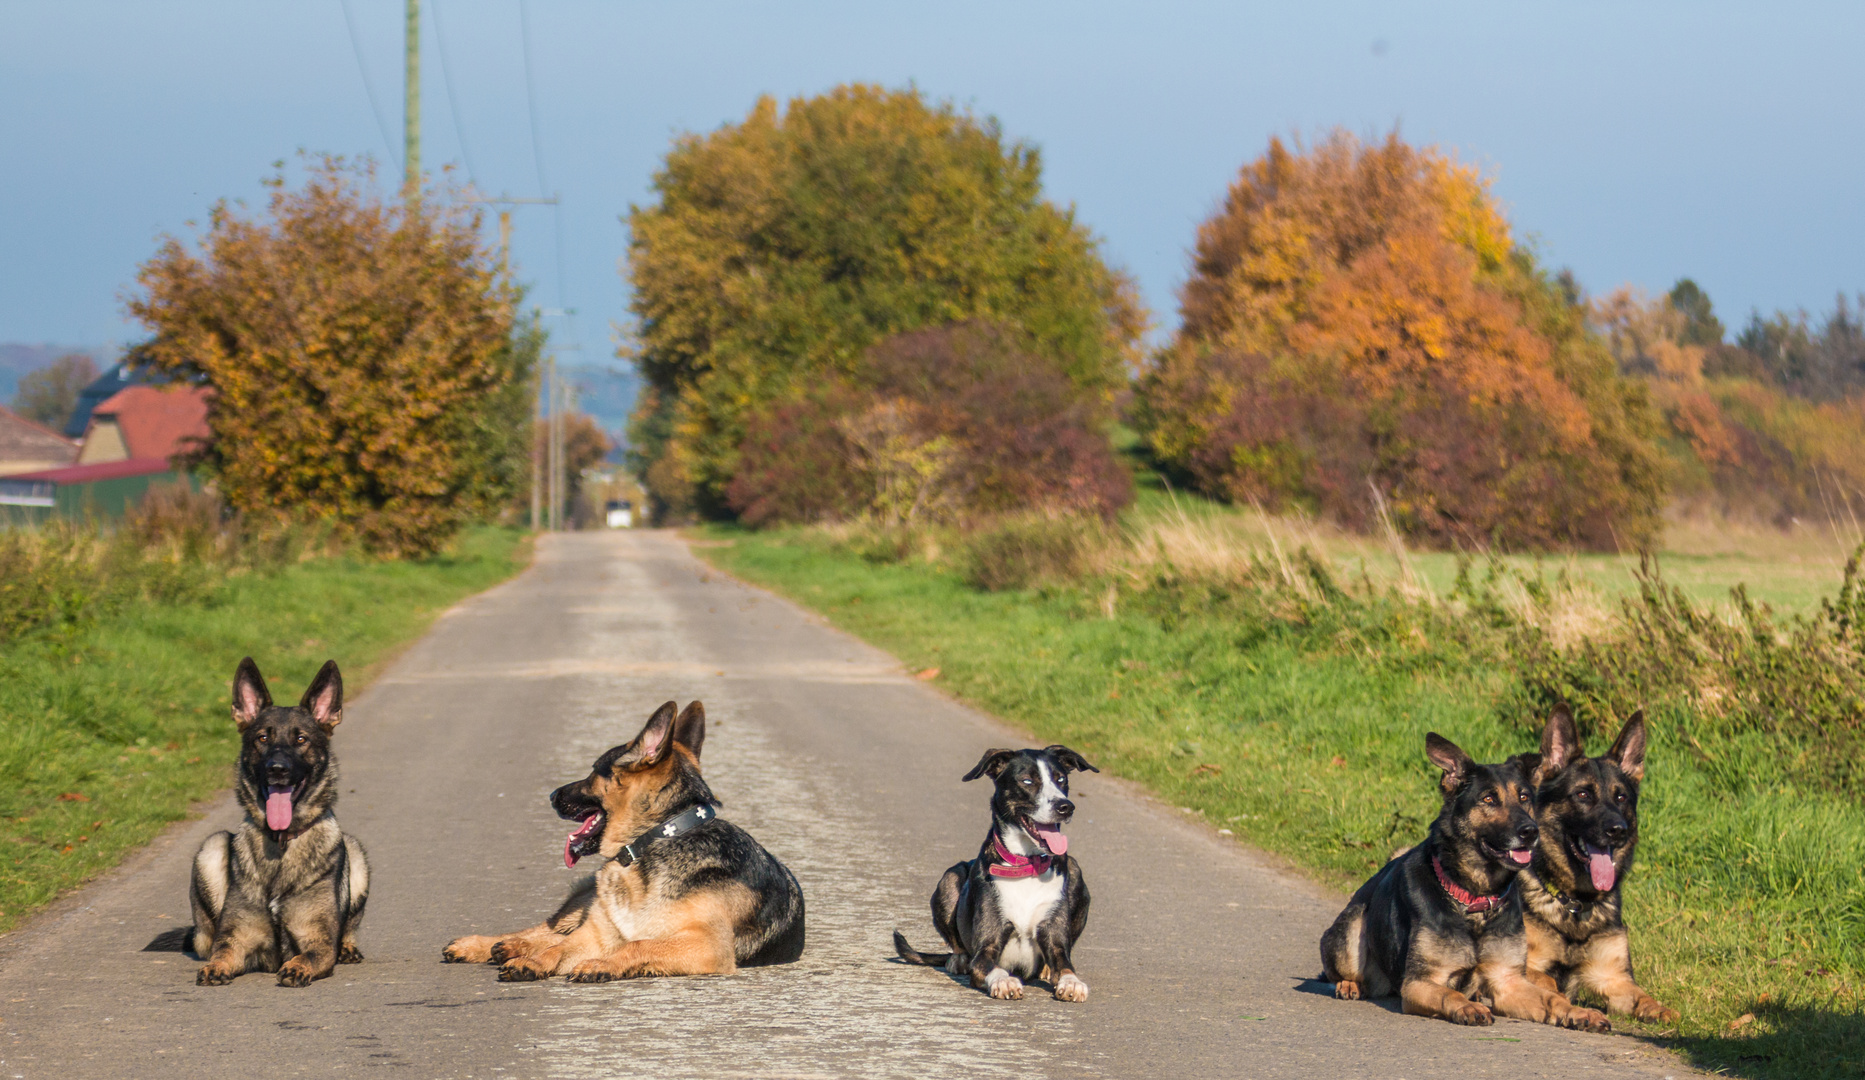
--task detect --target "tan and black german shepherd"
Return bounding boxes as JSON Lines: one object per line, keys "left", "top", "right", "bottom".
{"left": 1522, "top": 707, "right": 1678, "bottom": 1023}
{"left": 443, "top": 700, "right": 805, "bottom": 981}
{"left": 1320, "top": 728, "right": 1608, "bottom": 1030}
{"left": 190, "top": 658, "right": 370, "bottom": 987}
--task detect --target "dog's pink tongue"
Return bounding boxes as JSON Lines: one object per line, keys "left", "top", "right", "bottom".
{"left": 1586, "top": 846, "right": 1617, "bottom": 891}
{"left": 1027, "top": 821, "right": 1068, "bottom": 856}
{"left": 563, "top": 834, "right": 579, "bottom": 870}
{"left": 264, "top": 788, "right": 293, "bottom": 832}
{"left": 1508, "top": 848, "right": 1533, "bottom": 865}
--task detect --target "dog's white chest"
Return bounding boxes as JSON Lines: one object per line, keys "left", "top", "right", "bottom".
{"left": 994, "top": 871, "right": 1064, "bottom": 977}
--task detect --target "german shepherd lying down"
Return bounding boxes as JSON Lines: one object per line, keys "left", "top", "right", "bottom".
{"left": 1522, "top": 708, "right": 1677, "bottom": 1024}
{"left": 443, "top": 701, "right": 805, "bottom": 981}
{"left": 1320, "top": 728, "right": 1608, "bottom": 1030}
{"left": 191, "top": 658, "right": 370, "bottom": 987}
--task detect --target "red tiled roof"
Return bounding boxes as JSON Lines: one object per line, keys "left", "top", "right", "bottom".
{"left": 90, "top": 384, "right": 210, "bottom": 461}
{"left": 7, "top": 458, "right": 179, "bottom": 484}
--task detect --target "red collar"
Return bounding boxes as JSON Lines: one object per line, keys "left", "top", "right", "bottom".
{"left": 989, "top": 834, "right": 1053, "bottom": 878}
{"left": 1432, "top": 854, "right": 1511, "bottom": 913}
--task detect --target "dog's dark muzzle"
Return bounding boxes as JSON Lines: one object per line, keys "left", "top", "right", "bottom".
{"left": 549, "top": 781, "right": 600, "bottom": 822}
{"left": 261, "top": 751, "right": 308, "bottom": 789}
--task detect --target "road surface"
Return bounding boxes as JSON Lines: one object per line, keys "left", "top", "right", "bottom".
{"left": 0, "top": 531, "right": 1698, "bottom": 1078}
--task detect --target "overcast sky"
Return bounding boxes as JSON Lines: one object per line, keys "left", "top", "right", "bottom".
{"left": 3, "top": 1, "right": 1861, "bottom": 362}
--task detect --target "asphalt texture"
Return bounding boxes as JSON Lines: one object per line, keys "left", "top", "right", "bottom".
{"left": 0, "top": 531, "right": 1703, "bottom": 1079}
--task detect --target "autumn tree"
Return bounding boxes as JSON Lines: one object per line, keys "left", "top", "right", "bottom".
{"left": 130, "top": 157, "right": 530, "bottom": 556}
{"left": 1138, "top": 131, "right": 1665, "bottom": 551}
{"left": 11, "top": 353, "right": 97, "bottom": 429}
{"left": 625, "top": 84, "right": 1145, "bottom": 518}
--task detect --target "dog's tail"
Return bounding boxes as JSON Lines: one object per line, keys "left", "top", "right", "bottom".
{"left": 893, "top": 930, "right": 952, "bottom": 968}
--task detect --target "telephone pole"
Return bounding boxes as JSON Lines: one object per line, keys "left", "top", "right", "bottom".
{"left": 404, "top": 0, "right": 420, "bottom": 190}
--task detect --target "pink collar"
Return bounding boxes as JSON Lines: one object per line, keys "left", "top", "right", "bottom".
{"left": 989, "top": 833, "right": 1053, "bottom": 878}
{"left": 1432, "top": 854, "right": 1511, "bottom": 913}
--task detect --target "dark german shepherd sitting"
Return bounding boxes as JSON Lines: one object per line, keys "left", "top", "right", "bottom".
{"left": 1522, "top": 707, "right": 1677, "bottom": 1023}
{"left": 1320, "top": 730, "right": 1608, "bottom": 1030}
{"left": 443, "top": 700, "right": 805, "bottom": 981}
{"left": 191, "top": 658, "right": 370, "bottom": 987}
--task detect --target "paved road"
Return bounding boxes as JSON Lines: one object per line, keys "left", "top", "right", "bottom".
{"left": 0, "top": 532, "right": 1699, "bottom": 1079}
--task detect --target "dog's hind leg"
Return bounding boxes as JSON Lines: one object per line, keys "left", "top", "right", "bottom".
{"left": 189, "top": 831, "right": 233, "bottom": 960}
{"left": 1319, "top": 901, "right": 1369, "bottom": 1000}
{"left": 338, "top": 834, "right": 369, "bottom": 964}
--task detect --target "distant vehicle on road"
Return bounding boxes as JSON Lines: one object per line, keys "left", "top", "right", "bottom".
{"left": 605, "top": 499, "right": 633, "bottom": 529}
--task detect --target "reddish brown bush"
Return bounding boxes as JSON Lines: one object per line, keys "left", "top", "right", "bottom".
{"left": 725, "top": 321, "right": 1132, "bottom": 527}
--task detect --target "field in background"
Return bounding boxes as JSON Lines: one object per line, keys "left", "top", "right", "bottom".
{"left": 0, "top": 527, "right": 528, "bottom": 935}
{"left": 1126, "top": 479, "right": 1865, "bottom": 616}
{"left": 693, "top": 492, "right": 1864, "bottom": 1080}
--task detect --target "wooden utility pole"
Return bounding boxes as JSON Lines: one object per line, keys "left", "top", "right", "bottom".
{"left": 404, "top": 0, "right": 420, "bottom": 190}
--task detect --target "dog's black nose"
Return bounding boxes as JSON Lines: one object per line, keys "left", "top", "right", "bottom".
{"left": 1055, "top": 799, "right": 1075, "bottom": 820}
{"left": 1605, "top": 820, "right": 1629, "bottom": 844}
{"left": 1515, "top": 821, "right": 1539, "bottom": 844}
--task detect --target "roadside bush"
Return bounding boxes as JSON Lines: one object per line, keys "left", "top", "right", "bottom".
{"left": 726, "top": 321, "right": 1132, "bottom": 528}
{"left": 725, "top": 389, "right": 874, "bottom": 527}
{"left": 131, "top": 155, "right": 528, "bottom": 557}
{"left": 961, "top": 514, "right": 1112, "bottom": 592}
{"left": 1138, "top": 131, "right": 1664, "bottom": 551}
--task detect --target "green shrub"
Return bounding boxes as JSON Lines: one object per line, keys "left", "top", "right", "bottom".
{"left": 961, "top": 515, "right": 1111, "bottom": 591}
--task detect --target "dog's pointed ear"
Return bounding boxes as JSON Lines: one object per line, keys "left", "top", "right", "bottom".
{"left": 673, "top": 701, "right": 706, "bottom": 759}
{"left": 625, "top": 701, "right": 679, "bottom": 770}
{"left": 1045, "top": 745, "right": 1099, "bottom": 775}
{"left": 299, "top": 660, "right": 343, "bottom": 732}
{"left": 962, "top": 749, "right": 1018, "bottom": 782}
{"left": 1536, "top": 704, "right": 1580, "bottom": 783}
{"left": 232, "top": 657, "right": 272, "bottom": 731}
{"left": 1607, "top": 711, "right": 1647, "bottom": 782}
{"left": 1424, "top": 732, "right": 1474, "bottom": 794}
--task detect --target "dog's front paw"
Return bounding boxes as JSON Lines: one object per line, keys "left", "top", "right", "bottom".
{"left": 1446, "top": 1001, "right": 1494, "bottom": 1026}
{"left": 1334, "top": 979, "right": 1361, "bottom": 1001}
{"left": 986, "top": 970, "right": 1024, "bottom": 1000}
{"left": 1563, "top": 1006, "right": 1611, "bottom": 1033}
{"left": 1053, "top": 973, "right": 1089, "bottom": 1002}
{"left": 1632, "top": 997, "right": 1679, "bottom": 1025}
{"left": 196, "top": 963, "right": 239, "bottom": 986}
{"left": 443, "top": 935, "right": 495, "bottom": 964}
{"left": 489, "top": 937, "right": 535, "bottom": 964}
{"left": 276, "top": 958, "right": 320, "bottom": 987}
{"left": 567, "top": 960, "right": 622, "bottom": 983}
{"left": 497, "top": 956, "right": 553, "bottom": 982}
{"left": 337, "top": 944, "right": 364, "bottom": 965}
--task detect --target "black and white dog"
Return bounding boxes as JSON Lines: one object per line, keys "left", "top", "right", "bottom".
{"left": 894, "top": 745, "right": 1097, "bottom": 1001}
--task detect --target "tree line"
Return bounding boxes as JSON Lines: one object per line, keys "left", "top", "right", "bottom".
{"left": 69, "top": 85, "right": 1859, "bottom": 556}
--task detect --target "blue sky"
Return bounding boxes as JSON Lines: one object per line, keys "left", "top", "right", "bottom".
{"left": 3, "top": 1, "right": 1860, "bottom": 364}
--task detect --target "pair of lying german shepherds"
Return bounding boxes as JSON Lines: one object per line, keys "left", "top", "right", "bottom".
{"left": 1320, "top": 708, "right": 1678, "bottom": 1030}
{"left": 189, "top": 658, "right": 1092, "bottom": 1000}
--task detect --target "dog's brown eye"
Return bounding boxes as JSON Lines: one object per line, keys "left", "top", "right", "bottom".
{"left": 1482, "top": 793, "right": 1496, "bottom": 806}
{"left": 295, "top": 733, "right": 307, "bottom": 746}
{"left": 256, "top": 731, "right": 268, "bottom": 743}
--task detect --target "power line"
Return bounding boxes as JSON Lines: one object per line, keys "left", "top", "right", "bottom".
{"left": 516, "top": 0, "right": 551, "bottom": 198}
{"left": 517, "top": 0, "right": 570, "bottom": 333}
{"left": 337, "top": 0, "right": 398, "bottom": 167}
{"left": 428, "top": 0, "right": 480, "bottom": 188}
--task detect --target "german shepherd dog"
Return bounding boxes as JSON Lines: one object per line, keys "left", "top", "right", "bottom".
{"left": 1320, "top": 730, "right": 1608, "bottom": 1030}
{"left": 1522, "top": 707, "right": 1678, "bottom": 1023}
{"left": 893, "top": 745, "right": 1097, "bottom": 1002}
{"left": 442, "top": 700, "right": 805, "bottom": 981}
{"left": 190, "top": 658, "right": 370, "bottom": 987}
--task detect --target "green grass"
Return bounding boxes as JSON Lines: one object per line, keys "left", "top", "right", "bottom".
{"left": 693, "top": 522, "right": 1864, "bottom": 1080}
{"left": 0, "top": 526, "right": 529, "bottom": 934}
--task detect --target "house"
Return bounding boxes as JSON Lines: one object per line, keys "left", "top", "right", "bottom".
{"left": 76, "top": 384, "right": 211, "bottom": 465}
{"left": 0, "top": 405, "right": 80, "bottom": 476}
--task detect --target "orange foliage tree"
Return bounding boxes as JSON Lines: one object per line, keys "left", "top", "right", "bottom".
{"left": 1138, "top": 132, "right": 1664, "bottom": 550}
{"left": 129, "top": 157, "right": 529, "bottom": 556}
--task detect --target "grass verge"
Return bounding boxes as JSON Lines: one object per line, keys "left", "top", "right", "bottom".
{"left": 693, "top": 522, "right": 1863, "bottom": 1080}
{"left": 0, "top": 525, "right": 529, "bottom": 935}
